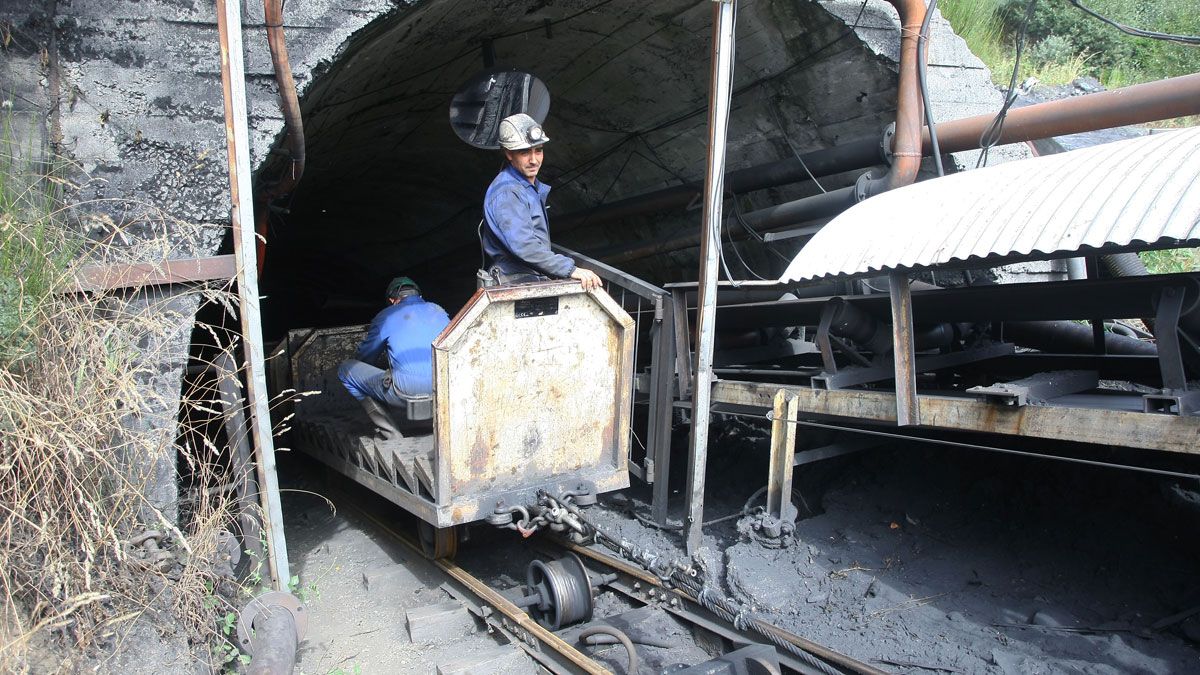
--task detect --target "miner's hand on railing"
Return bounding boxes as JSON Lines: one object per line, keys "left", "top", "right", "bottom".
{"left": 570, "top": 267, "right": 602, "bottom": 290}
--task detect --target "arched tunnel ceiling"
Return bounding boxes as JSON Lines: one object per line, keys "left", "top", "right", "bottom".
{"left": 261, "top": 0, "right": 910, "bottom": 334}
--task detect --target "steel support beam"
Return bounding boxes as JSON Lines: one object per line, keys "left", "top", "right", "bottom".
{"left": 685, "top": 0, "right": 737, "bottom": 555}
{"left": 63, "top": 255, "right": 236, "bottom": 294}
{"left": 712, "top": 380, "right": 1200, "bottom": 455}
{"left": 217, "top": 0, "right": 290, "bottom": 588}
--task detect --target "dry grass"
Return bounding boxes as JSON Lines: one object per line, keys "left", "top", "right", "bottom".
{"left": 1, "top": 140, "right": 258, "bottom": 670}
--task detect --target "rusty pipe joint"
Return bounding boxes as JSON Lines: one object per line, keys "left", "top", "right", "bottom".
{"left": 238, "top": 591, "right": 308, "bottom": 675}
{"left": 856, "top": 0, "right": 927, "bottom": 201}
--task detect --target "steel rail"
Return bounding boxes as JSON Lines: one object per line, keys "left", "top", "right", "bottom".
{"left": 338, "top": 499, "right": 611, "bottom": 675}
{"left": 555, "top": 540, "right": 887, "bottom": 675}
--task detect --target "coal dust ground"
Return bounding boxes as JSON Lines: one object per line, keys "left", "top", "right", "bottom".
{"left": 586, "top": 421, "right": 1200, "bottom": 674}
{"left": 280, "top": 422, "right": 1200, "bottom": 673}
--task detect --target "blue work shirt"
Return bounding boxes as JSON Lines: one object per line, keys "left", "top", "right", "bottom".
{"left": 483, "top": 164, "right": 576, "bottom": 278}
{"left": 355, "top": 295, "right": 450, "bottom": 396}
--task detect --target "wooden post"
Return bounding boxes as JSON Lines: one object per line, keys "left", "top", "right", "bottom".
{"left": 766, "top": 389, "right": 799, "bottom": 522}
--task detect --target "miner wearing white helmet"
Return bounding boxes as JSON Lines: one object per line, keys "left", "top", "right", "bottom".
{"left": 481, "top": 113, "right": 601, "bottom": 289}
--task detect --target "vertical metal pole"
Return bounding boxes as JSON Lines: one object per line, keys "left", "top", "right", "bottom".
{"left": 766, "top": 389, "right": 798, "bottom": 522}
{"left": 684, "top": 0, "right": 737, "bottom": 555}
{"left": 649, "top": 294, "right": 677, "bottom": 526}
{"left": 889, "top": 271, "right": 919, "bottom": 426}
{"left": 216, "top": 0, "right": 291, "bottom": 588}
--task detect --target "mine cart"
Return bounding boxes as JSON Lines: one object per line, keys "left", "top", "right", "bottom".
{"left": 282, "top": 281, "right": 634, "bottom": 552}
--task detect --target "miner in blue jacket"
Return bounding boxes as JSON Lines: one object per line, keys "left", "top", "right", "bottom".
{"left": 481, "top": 113, "right": 602, "bottom": 289}
{"left": 338, "top": 277, "right": 449, "bottom": 439}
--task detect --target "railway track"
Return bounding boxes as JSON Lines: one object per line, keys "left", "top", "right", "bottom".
{"left": 336, "top": 489, "right": 885, "bottom": 675}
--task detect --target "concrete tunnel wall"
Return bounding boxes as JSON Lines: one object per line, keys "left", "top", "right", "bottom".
{"left": 0, "top": 0, "right": 1023, "bottom": 517}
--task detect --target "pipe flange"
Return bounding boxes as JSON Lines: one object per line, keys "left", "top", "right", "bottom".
{"left": 880, "top": 122, "right": 896, "bottom": 165}
{"left": 237, "top": 591, "right": 308, "bottom": 654}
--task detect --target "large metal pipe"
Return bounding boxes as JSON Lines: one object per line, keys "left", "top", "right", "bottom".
{"left": 554, "top": 137, "right": 884, "bottom": 233}
{"left": 571, "top": 73, "right": 1200, "bottom": 252}
{"left": 867, "top": 0, "right": 926, "bottom": 195}
{"left": 1003, "top": 321, "right": 1158, "bottom": 357}
{"left": 923, "top": 73, "right": 1200, "bottom": 155}
{"left": 256, "top": 0, "right": 306, "bottom": 272}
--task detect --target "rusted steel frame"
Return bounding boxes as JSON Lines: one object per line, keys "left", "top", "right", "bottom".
{"left": 216, "top": 0, "right": 291, "bottom": 588}
{"left": 925, "top": 73, "right": 1200, "bottom": 155}
{"left": 63, "top": 255, "right": 235, "bottom": 294}
{"left": 711, "top": 380, "right": 1200, "bottom": 455}
{"left": 766, "top": 389, "right": 799, "bottom": 521}
{"left": 685, "top": 0, "right": 738, "bottom": 556}
{"left": 889, "top": 271, "right": 920, "bottom": 426}
{"left": 344, "top": 501, "right": 608, "bottom": 675}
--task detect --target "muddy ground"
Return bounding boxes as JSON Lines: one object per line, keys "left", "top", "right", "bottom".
{"left": 586, "top": 420, "right": 1200, "bottom": 674}
{"left": 280, "top": 417, "right": 1200, "bottom": 674}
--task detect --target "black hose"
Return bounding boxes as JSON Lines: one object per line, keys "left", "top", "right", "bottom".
{"left": 1100, "top": 252, "right": 1150, "bottom": 279}
{"left": 579, "top": 625, "right": 639, "bottom": 674}
{"left": 585, "top": 632, "right": 677, "bottom": 649}
{"left": 1003, "top": 320, "right": 1157, "bottom": 356}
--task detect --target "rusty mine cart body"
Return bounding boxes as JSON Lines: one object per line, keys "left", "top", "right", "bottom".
{"left": 281, "top": 281, "right": 634, "bottom": 536}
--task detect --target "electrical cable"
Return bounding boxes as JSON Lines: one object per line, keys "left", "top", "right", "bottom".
{"left": 724, "top": 211, "right": 770, "bottom": 281}
{"left": 977, "top": 0, "right": 1037, "bottom": 169}
{"left": 730, "top": 194, "right": 794, "bottom": 265}
{"left": 764, "top": 91, "right": 828, "bottom": 193}
{"left": 1066, "top": 0, "right": 1200, "bottom": 46}
{"left": 917, "top": 0, "right": 944, "bottom": 177}
{"left": 578, "top": 625, "right": 639, "bottom": 674}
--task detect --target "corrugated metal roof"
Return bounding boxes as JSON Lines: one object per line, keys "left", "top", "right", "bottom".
{"left": 779, "top": 126, "right": 1200, "bottom": 282}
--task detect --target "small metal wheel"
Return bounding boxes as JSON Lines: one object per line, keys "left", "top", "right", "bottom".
{"left": 525, "top": 553, "right": 594, "bottom": 629}
{"left": 418, "top": 521, "right": 458, "bottom": 560}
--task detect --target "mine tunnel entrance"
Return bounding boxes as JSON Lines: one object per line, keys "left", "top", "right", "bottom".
{"left": 255, "top": 0, "right": 908, "bottom": 338}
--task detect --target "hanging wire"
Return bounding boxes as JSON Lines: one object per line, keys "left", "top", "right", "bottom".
{"left": 917, "top": 0, "right": 944, "bottom": 177}
{"left": 764, "top": 91, "right": 828, "bottom": 193}
{"left": 976, "top": 0, "right": 1038, "bottom": 169}
{"left": 1066, "top": 0, "right": 1200, "bottom": 45}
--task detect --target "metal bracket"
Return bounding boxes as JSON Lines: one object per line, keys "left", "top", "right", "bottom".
{"left": 967, "top": 370, "right": 1099, "bottom": 407}
{"left": 1145, "top": 286, "right": 1195, "bottom": 415}
{"left": 815, "top": 300, "right": 839, "bottom": 375}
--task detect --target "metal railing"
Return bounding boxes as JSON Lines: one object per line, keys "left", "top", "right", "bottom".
{"left": 554, "top": 245, "right": 677, "bottom": 524}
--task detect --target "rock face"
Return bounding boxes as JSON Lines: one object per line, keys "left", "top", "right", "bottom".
{"left": 1, "top": 0, "right": 1021, "bottom": 518}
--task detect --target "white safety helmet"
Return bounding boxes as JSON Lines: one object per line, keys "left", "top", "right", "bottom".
{"left": 497, "top": 113, "right": 550, "bottom": 151}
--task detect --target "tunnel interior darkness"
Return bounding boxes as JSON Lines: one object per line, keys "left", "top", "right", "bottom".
{"left": 258, "top": 0, "right": 907, "bottom": 338}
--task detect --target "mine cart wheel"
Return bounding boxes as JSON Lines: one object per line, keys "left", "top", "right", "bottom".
{"left": 418, "top": 521, "right": 458, "bottom": 560}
